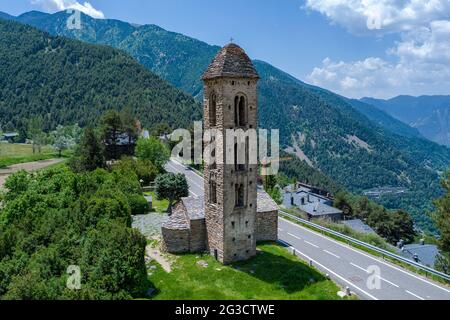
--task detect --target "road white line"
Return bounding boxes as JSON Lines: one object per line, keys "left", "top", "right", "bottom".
{"left": 379, "top": 276, "right": 399, "bottom": 288}
{"left": 406, "top": 290, "right": 425, "bottom": 300}
{"left": 350, "top": 262, "right": 367, "bottom": 273}
{"left": 350, "top": 263, "right": 399, "bottom": 288}
{"left": 304, "top": 240, "right": 319, "bottom": 248}
{"left": 324, "top": 250, "right": 340, "bottom": 259}
{"left": 281, "top": 243, "right": 378, "bottom": 300}
{"left": 278, "top": 228, "right": 283, "bottom": 232}
{"left": 280, "top": 218, "right": 450, "bottom": 294}
{"left": 287, "top": 232, "right": 302, "bottom": 240}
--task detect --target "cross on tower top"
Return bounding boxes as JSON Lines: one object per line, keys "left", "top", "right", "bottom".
{"left": 230, "top": 37, "right": 234, "bottom": 43}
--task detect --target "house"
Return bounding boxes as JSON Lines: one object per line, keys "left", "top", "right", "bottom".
{"left": 400, "top": 243, "right": 439, "bottom": 268}
{"left": 282, "top": 183, "right": 342, "bottom": 221}
{"left": 342, "top": 219, "right": 376, "bottom": 234}
{"left": 1, "top": 132, "right": 19, "bottom": 143}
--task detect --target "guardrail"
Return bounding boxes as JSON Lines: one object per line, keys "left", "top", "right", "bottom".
{"left": 279, "top": 210, "right": 450, "bottom": 282}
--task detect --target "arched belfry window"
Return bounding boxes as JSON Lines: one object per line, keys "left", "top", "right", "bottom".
{"left": 209, "top": 93, "right": 217, "bottom": 127}
{"left": 234, "top": 94, "right": 247, "bottom": 127}
{"left": 234, "top": 96, "right": 239, "bottom": 126}
{"left": 239, "top": 96, "right": 246, "bottom": 126}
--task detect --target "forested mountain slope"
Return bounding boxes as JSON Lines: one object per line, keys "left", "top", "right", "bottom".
{"left": 1, "top": 11, "right": 449, "bottom": 231}
{"left": 0, "top": 19, "right": 201, "bottom": 132}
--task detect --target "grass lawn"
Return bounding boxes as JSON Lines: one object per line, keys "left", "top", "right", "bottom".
{"left": 148, "top": 243, "right": 348, "bottom": 300}
{"left": 0, "top": 143, "right": 66, "bottom": 168}
{"left": 144, "top": 191, "right": 170, "bottom": 213}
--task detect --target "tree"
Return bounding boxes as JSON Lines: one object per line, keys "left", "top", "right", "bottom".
{"left": 69, "top": 127, "right": 105, "bottom": 172}
{"left": 333, "top": 192, "right": 353, "bottom": 218}
{"left": 135, "top": 137, "right": 170, "bottom": 172}
{"left": 155, "top": 173, "right": 189, "bottom": 213}
{"left": 267, "top": 186, "right": 283, "bottom": 205}
{"left": 151, "top": 123, "right": 171, "bottom": 137}
{"left": 120, "top": 107, "right": 139, "bottom": 145}
{"left": 391, "top": 210, "right": 415, "bottom": 244}
{"left": 27, "top": 116, "right": 46, "bottom": 154}
{"left": 52, "top": 125, "right": 76, "bottom": 157}
{"left": 114, "top": 156, "right": 158, "bottom": 185}
{"left": 100, "top": 110, "right": 123, "bottom": 160}
{"left": 433, "top": 172, "right": 450, "bottom": 273}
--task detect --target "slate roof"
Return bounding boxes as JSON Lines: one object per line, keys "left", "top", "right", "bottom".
{"left": 162, "top": 202, "right": 190, "bottom": 230}
{"left": 202, "top": 43, "right": 259, "bottom": 80}
{"left": 400, "top": 244, "right": 439, "bottom": 267}
{"left": 300, "top": 202, "right": 342, "bottom": 217}
{"left": 257, "top": 190, "right": 279, "bottom": 213}
{"left": 162, "top": 189, "right": 279, "bottom": 231}
{"left": 181, "top": 197, "right": 205, "bottom": 221}
{"left": 2, "top": 132, "right": 18, "bottom": 138}
{"left": 342, "top": 219, "right": 375, "bottom": 234}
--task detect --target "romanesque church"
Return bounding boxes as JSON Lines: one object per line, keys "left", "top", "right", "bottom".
{"left": 162, "top": 44, "right": 279, "bottom": 264}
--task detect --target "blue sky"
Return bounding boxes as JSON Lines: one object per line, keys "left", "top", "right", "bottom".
{"left": 1, "top": 0, "right": 450, "bottom": 99}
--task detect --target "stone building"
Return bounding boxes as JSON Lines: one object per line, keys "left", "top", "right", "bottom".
{"left": 161, "top": 190, "right": 278, "bottom": 255}
{"left": 202, "top": 43, "right": 260, "bottom": 264}
{"left": 162, "top": 43, "right": 278, "bottom": 264}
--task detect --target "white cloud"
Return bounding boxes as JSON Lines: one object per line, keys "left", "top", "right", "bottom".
{"left": 304, "top": 0, "right": 450, "bottom": 34}
{"left": 31, "top": 0, "right": 105, "bottom": 19}
{"left": 305, "top": 1, "right": 450, "bottom": 98}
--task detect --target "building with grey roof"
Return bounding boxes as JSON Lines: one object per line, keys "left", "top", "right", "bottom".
{"left": 400, "top": 244, "right": 439, "bottom": 268}
{"left": 282, "top": 184, "right": 342, "bottom": 221}
{"left": 342, "top": 219, "right": 376, "bottom": 234}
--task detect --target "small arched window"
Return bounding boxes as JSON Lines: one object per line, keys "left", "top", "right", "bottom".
{"left": 209, "top": 93, "right": 217, "bottom": 127}
{"left": 239, "top": 96, "right": 246, "bottom": 126}
{"left": 233, "top": 95, "right": 247, "bottom": 127}
{"left": 234, "top": 96, "right": 239, "bottom": 126}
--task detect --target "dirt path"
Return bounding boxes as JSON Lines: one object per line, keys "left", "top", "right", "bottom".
{"left": 0, "top": 159, "right": 65, "bottom": 188}
{"left": 145, "top": 245, "right": 172, "bottom": 273}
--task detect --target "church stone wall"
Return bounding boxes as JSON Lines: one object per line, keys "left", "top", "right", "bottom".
{"left": 189, "top": 219, "right": 207, "bottom": 252}
{"left": 161, "top": 228, "right": 190, "bottom": 253}
{"left": 255, "top": 210, "right": 278, "bottom": 242}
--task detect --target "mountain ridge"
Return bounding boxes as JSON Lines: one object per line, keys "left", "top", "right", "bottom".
{"left": 1, "top": 11, "right": 449, "bottom": 231}
{"left": 362, "top": 95, "right": 450, "bottom": 147}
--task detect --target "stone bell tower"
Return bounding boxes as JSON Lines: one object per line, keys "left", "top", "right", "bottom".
{"left": 202, "top": 43, "right": 259, "bottom": 264}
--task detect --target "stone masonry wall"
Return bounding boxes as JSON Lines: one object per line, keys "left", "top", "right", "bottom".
{"left": 161, "top": 228, "right": 190, "bottom": 253}
{"left": 256, "top": 210, "right": 278, "bottom": 242}
{"left": 189, "top": 219, "right": 207, "bottom": 252}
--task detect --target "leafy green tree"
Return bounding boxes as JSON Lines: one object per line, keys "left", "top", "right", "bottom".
{"left": 135, "top": 137, "right": 170, "bottom": 172}
{"left": 69, "top": 127, "right": 105, "bottom": 172}
{"left": 333, "top": 191, "right": 353, "bottom": 218}
{"left": 52, "top": 125, "right": 76, "bottom": 157}
{"left": 267, "top": 186, "right": 283, "bottom": 205}
{"left": 155, "top": 173, "right": 189, "bottom": 212}
{"left": 151, "top": 123, "right": 172, "bottom": 137}
{"left": 433, "top": 172, "right": 450, "bottom": 273}
{"left": 391, "top": 210, "right": 415, "bottom": 243}
{"left": 114, "top": 156, "right": 158, "bottom": 185}
{"left": 28, "top": 116, "right": 46, "bottom": 154}
{"left": 0, "top": 165, "right": 149, "bottom": 299}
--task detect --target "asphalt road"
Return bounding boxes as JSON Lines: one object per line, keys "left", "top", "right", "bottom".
{"left": 165, "top": 159, "right": 450, "bottom": 300}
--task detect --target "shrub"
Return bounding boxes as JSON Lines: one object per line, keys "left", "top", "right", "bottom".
{"left": 128, "top": 194, "right": 150, "bottom": 216}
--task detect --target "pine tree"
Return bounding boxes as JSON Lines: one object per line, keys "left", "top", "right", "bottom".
{"left": 69, "top": 127, "right": 105, "bottom": 172}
